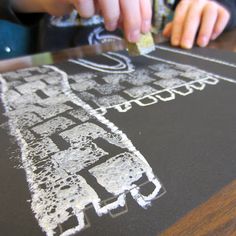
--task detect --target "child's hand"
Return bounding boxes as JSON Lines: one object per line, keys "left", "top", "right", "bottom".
{"left": 13, "top": 0, "right": 152, "bottom": 43}
{"left": 71, "top": 0, "right": 153, "bottom": 43}
{"left": 163, "top": 0, "right": 231, "bottom": 49}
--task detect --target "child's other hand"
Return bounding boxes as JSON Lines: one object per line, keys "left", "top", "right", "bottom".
{"left": 163, "top": 0, "right": 231, "bottom": 49}
{"left": 71, "top": 0, "right": 152, "bottom": 43}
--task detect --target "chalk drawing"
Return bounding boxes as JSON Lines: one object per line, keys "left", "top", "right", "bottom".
{"left": 67, "top": 27, "right": 236, "bottom": 114}
{"left": 50, "top": 12, "right": 103, "bottom": 27}
{"left": 70, "top": 27, "right": 134, "bottom": 74}
{"left": 68, "top": 53, "right": 235, "bottom": 115}
{"left": 1, "top": 27, "right": 236, "bottom": 235}
{"left": 70, "top": 52, "right": 135, "bottom": 74}
{"left": 0, "top": 65, "right": 163, "bottom": 236}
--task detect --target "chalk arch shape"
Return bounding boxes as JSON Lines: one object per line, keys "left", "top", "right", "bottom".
{"left": 69, "top": 52, "right": 135, "bottom": 74}
{"left": 155, "top": 90, "right": 176, "bottom": 102}
{"left": 130, "top": 176, "right": 163, "bottom": 208}
{"left": 58, "top": 211, "right": 90, "bottom": 236}
{"left": 114, "top": 102, "right": 132, "bottom": 112}
{"left": 70, "top": 26, "right": 135, "bottom": 74}
{"left": 135, "top": 95, "right": 158, "bottom": 106}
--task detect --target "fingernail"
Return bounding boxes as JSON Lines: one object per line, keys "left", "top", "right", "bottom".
{"left": 128, "top": 30, "right": 140, "bottom": 42}
{"left": 199, "top": 36, "right": 208, "bottom": 47}
{"left": 142, "top": 20, "right": 151, "bottom": 33}
{"left": 172, "top": 38, "right": 179, "bottom": 46}
{"left": 211, "top": 33, "right": 217, "bottom": 40}
{"left": 106, "top": 22, "right": 117, "bottom": 31}
{"left": 182, "top": 40, "right": 192, "bottom": 49}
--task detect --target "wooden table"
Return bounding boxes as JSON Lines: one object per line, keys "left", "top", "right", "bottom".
{"left": 160, "top": 180, "right": 236, "bottom": 236}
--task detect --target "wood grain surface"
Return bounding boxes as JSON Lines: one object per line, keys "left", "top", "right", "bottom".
{"left": 160, "top": 180, "right": 236, "bottom": 236}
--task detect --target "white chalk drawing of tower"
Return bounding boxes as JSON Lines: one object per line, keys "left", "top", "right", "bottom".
{"left": 0, "top": 65, "right": 163, "bottom": 236}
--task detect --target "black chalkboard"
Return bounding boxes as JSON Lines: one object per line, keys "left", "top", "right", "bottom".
{"left": 0, "top": 45, "right": 235, "bottom": 236}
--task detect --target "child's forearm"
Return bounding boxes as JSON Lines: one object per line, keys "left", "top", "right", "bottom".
{"left": 11, "top": 0, "right": 73, "bottom": 16}
{"left": 11, "top": 0, "right": 45, "bottom": 13}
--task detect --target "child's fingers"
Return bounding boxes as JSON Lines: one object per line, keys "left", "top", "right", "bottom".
{"left": 197, "top": 2, "right": 218, "bottom": 47}
{"left": 211, "top": 7, "right": 230, "bottom": 40}
{"left": 170, "top": 0, "right": 231, "bottom": 49}
{"left": 163, "top": 22, "right": 173, "bottom": 38}
{"left": 140, "top": 0, "right": 152, "bottom": 33}
{"left": 73, "top": 0, "right": 95, "bottom": 18}
{"left": 180, "top": 2, "right": 205, "bottom": 49}
{"left": 98, "top": 0, "right": 120, "bottom": 31}
{"left": 171, "top": 0, "right": 190, "bottom": 46}
{"left": 120, "top": 0, "right": 141, "bottom": 42}
{"left": 117, "top": 16, "right": 124, "bottom": 29}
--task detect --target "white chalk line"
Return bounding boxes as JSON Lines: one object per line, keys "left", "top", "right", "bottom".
{"left": 69, "top": 52, "right": 135, "bottom": 74}
{"left": 156, "top": 45, "right": 236, "bottom": 69}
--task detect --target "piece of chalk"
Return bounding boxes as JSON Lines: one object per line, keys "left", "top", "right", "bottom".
{"left": 127, "top": 32, "right": 155, "bottom": 56}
